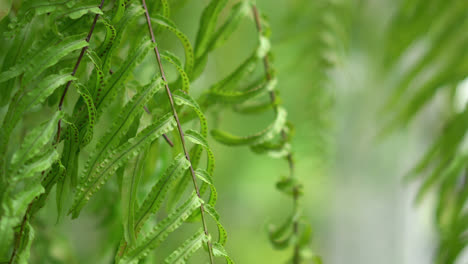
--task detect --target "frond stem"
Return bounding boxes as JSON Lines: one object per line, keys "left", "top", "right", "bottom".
{"left": 8, "top": 202, "right": 32, "bottom": 264}
{"left": 140, "top": 0, "right": 214, "bottom": 263}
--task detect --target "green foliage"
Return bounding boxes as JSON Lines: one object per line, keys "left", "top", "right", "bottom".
{"left": 383, "top": 0, "right": 468, "bottom": 263}
{"left": 0, "top": 0, "right": 316, "bottom": 263}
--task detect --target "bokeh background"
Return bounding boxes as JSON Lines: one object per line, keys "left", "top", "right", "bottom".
{"left": 2, "top": 0, "right": 460, "bottom": 263}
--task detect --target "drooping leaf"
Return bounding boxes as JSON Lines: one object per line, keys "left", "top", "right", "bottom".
{"left": 151, "top": 15, "right": 194, "bottom": 77}
{"left": 211, "top": 107, "right": 287, "bottom": 146}
{"left": 134, "top": 154, "right": 190, "bottom": 233}
{"left": 121, "top": 152, "right": 145, "bottom": 245}
{"left": 0, "top": 34, "right": 87, "bottom": 84}
{"left": 164, "top": 229, "right": 206, "bottom": 264}
{"left": 120, "top": 193, "right": 201, "bottom": 264}
{"left": 79, "top": 77, "right": 164, "bottom": 191}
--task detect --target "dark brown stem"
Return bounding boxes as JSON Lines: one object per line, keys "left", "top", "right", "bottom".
{"left": 9, "top": 203, "right": 32, "bottom": 264}
{"left": 140, "top": 0, "right": 214, "bottom": 263}
{"left": 251, "top": 4, "right": 300, "bottom": 264}
{"left": 56, "top": 0, "right": 106, "bottom": 143}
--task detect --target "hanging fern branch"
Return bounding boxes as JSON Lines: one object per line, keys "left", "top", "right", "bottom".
{"left": 139, "top": 0, "right": 215, "bottom": 262}
{"left": 0, "top": 1, "right": 314, "bottom": 263}
{"left": 251, "top": 4, "right": 312, "bottom": 264}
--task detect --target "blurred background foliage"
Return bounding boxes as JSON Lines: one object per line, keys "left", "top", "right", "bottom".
{"left": 3, "top": 0, "right": 468, "bottom": 263}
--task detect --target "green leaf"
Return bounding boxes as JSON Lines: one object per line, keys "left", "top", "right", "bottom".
{"left": 75, "top": 82, "right": 97, "bottom": 146}
{"left": 151, "top": 15, "right": 194, "bottom": 77}
{"left": 251, "top": 140, "right": 291, "bottom": 158}
{"left": 206, "top": 54, "right": 258, "bottom": 93}
{"left": 79, "top": 77, "right": 164, "bottom": 192}
{"left": 134, "top": 154, "right": 190, "bottom": 233}
{"left": 111, "top": 0, "right": 126, "bottom": 23}
{"left": 161, "top": 50, "right": 190, "bottom": 92}
{"left": 97, "top": 16, "right": 117, "bottom": 71}
{"left": 212, "top": 242, "right": 235, "bottom": 264}
{"left": 276, "top": 177, "right": 302, "bottom": 197}
{"left": 0, "top": 34, "right": 87, "bottom": 84}
{"left": 0, "top": 24, "right": 30, "bottom": 107}
{"left": 1, "top": 74, "right": 74, "bottom": 156}
{"left": 66, "top": 6, "right": 103, "bottom": 20}
{"left": 95, "top": 40, "right": 155, "bottom": 116}
{"left": 211, "top": 107, "right": 287, "bottom": 146}
{"left": 15, "top": 222, "right": 34, "bottom": 264}
{"left": 122, "top": 152, "right": 145, "bottom": 246}
{"left": 164, "top": 229, "right": 206, "bottom": 264}
{"left": 120, "top": 193, "right": 201, "bottom": 264}
{"left": 206, "top": 2, "right": 249, "bottom": 52}
{"left": 193, "top": 1, "right": 249, "bottom": 78}
{"left": 194, "top": 0, "right": 228, "bottom": 59}
{"left": 207, "top": 78, "right": 274, "bottom": 105}
{"left": 167, "top": 92, "right": 212, "bottom": 210}
{"left": 101, "top": 6, "right": 144, "bottom": 74}
{"left": 268, "top": 212, "right": 297, "bottom": 250}
{"left": 9, "top": 111, "right": 62, "bottom": 174}
{"left": 194, "top": 169, "right": 217, "bottom": 207}
{"left": 202, "top": 202, "right": 227, "bottom": 246}
{"left": 184, "top": 130, "right": 216, "bottom": 201}
{"left": 70, "top": 113, "right": 176, "bottom": 218}
{"left": 12, "top": 148, "right": 59, "bottom": 182}
{"left": 85, "top": 48, "right": 106, "bottom": 98}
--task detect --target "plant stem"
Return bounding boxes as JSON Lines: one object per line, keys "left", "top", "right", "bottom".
{"left": 251, "top": 4, "right": 300, "bottom": 264}
{"left": 140, "top": 1, "right": 214, "bottom": 263}
{"left": 56, "top": 0, "right": 106, "bottom": 143}
{"left": 8, "top": 203, "right": 32, "bottom": 264}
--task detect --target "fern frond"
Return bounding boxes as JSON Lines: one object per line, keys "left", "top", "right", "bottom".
{"left": 119, "top": 193, "right": 201, "bottom": 264}
{"left": 70, "top": 113, "right": 176, "bottom": 218}
{"left": 79, "top": 77, "right": 164, "bottom": 190}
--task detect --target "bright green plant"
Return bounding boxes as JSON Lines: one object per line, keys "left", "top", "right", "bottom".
{"left": 0, "top": 0, "right": 319, "bottom": 263}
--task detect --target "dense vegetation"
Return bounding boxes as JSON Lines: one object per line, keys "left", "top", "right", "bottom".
{"left": 2, "top": 0, "right": 468, "bottom": 263}
{"left": 0, "top": 0, "right": 320, "bottom": 263}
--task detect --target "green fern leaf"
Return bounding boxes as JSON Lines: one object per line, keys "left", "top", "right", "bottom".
{"left": 120, "top": 193, "right": 201, "bottom": 264}
{"left": 1, "top": 74, "right": 75, "bottom": 155}
{"left": 194, "top": 0, "right": 228, "bottom": 59}
{"left": 79, "top": 77, "right": 164, "bottom": 190}
{"left": 211, "top": 107, "right": 287, "bottom": 146}
{"left": 9, "top": 111, "right": 62, "bottom": 174}
{"left": 211, "top": 242, "right": 235, "bottom": 264}
{"left": 75, "top": 82, "right": 97, "bottom": 146}
{"left": 0, "top": 34, "right": 87, "bottom": 84}
{"left": 161, "top": 50, "right": 190, "bottom": 92}
{"left": 70, "top": 113, "right": 176, "bottom": 218}
{"left": 14, "top": 222, "right": 34, "bottom": 264}
{"left": 151, "top": 15, "right": 194, "bottom": 77}
{"left": 134, "top": 154, "right": 190, "bottom": 233}
{"left": 101, "top": 6, "right": 144, "bottom": 74}
{"left": 95, "top": 40, "right": 154, "bottom": 115}
{"left": 121, "top": 152, "right": 145, "bottom": 245}
{"left": 164, "top": 229, "right": 206, "bottom": 264}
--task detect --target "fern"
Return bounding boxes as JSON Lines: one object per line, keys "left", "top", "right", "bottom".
{"left": 0, "top": 0, "right": 316, "bottom": 263}
{"left": 382, "top": 0, "right": 468, "bottom": 263}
